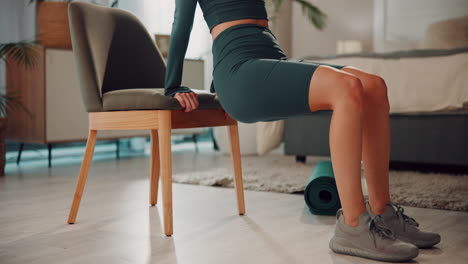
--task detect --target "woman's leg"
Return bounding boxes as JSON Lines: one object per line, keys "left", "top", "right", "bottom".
{"left": 309, "top": 65, "right": 439, "bottom": 253}
{"left": 307, "top": 65, "right": 366, "bottom": 227}
{"left": 339, "top": 66, "right": 391, "bottom": 215}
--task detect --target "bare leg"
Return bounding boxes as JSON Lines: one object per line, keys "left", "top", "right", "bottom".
{"left": 340, "top": 66, "right": 391, "bottom": 215}
{"left": 308, "top": 65, "right": 366, "bottom": 227}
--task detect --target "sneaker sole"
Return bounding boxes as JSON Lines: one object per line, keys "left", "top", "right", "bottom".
{"left": 330, "top": 237, "right": 419, "bottom": 262}
{"left": 400, "top": 235, "right": 441, "bottom": 249}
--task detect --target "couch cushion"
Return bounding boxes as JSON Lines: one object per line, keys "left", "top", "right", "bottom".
{"left": 102, "top": 88, "right": 221, "bottom": 111}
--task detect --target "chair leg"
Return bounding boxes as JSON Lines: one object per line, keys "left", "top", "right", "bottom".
{"left": 192, "top": 134, "right": 199, "bottom": 153}
{"left": 150, "top": 130, "right": 160, "bottom": 206}
{"left": 228, "top": 123, "right": 246, "bottom": 215}
{"left": 48, "top": 144, "right": 52, "bottom": 168}
{"left": 16, "top": 142, "right": 24, "bottom": 165}
{"left": 210, "top": 128, "right": 219, "bottom": 151}
{"left": 115, "top": 139, "right": 120, "bottom": 159}
{"left": 68, "top": 130, "right": 98, "bottom": 224}
{"left": 158, "top": 111, "right": 173, "bottom": 236}
{"left": 295, "top": 155, "right": 306, "bottom": 163}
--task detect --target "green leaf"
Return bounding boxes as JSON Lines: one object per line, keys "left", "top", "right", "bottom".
{"left": 269, "top": 0, "right": 327, "bottom": 30}
{"left": 0, "top": 92, "right": 32, "bottom": 119}
{"left": 0, "top": 40, "right": 37, "bottom": 118}
{"left": 0, "top": 41, "right": 38, "bottom": 69}
{"left": 292, "top": 0, "right": 327, "bottom": 30}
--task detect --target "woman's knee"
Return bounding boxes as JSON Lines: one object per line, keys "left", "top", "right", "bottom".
{"left": 366, "top": 74, "right": 390, "bottom": 111}
{"left": 334, "top": 75, "right": 365, "bottom": 110}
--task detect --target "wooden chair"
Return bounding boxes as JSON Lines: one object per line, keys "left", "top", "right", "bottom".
{"left": 67, "top": 2, "right": 245, "bottom": 236}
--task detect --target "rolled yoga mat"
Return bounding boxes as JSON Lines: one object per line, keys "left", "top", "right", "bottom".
{"left": 304, "top": 161, "right": 341, "bottom": 215}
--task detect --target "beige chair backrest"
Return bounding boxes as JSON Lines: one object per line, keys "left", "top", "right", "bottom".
{"left": 68, "top": 2, "right": 167, "bottom": 112}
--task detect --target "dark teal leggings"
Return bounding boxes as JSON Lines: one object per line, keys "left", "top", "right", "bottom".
{"left": 212, "top": 24, "right": 346, "bottom": 123}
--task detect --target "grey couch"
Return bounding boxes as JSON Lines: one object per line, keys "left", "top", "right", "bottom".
{"left": 284, "top": 109, "right": 468, "bottom": 168}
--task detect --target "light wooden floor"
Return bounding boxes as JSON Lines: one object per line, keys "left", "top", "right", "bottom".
{"left": 1, "top": 149, "right": 467, "bottom": 264}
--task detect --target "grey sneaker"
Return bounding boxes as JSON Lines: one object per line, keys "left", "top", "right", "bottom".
{"left": 366, "top": 202, "right": 441, "bottom": 248}
{"left": 329, "top": 209, "right": 419, "bottom": 262}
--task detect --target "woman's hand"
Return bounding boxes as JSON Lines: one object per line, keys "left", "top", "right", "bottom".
{"left": 174, "top": 92, "right": 199, "bottom": 112}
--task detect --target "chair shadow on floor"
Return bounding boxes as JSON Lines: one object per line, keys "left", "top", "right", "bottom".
{"left": 148, "top": 208, "right": 178, "bottom": 264}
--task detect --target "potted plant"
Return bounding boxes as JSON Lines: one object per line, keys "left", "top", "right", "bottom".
{"left": 0, "top": 41, "right": 36, "bottom": 176}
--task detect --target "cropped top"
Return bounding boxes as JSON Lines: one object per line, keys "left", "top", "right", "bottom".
{"left": 164, "top": 0, "right": 268, "bottom": 97}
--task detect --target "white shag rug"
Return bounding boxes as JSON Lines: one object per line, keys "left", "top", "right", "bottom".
{"left": 173, "top": 154, "right": 468, "bottom": 212}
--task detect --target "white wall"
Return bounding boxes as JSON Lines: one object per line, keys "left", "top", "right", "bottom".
{"left": 0, "top": 0, "right": 36, "bottom": 94}
{"left": 266, "top": 0, "right": 293, "bottom": 56}
{"left": 0, "top": 0, "right": 108, "bottom": 95}
{"left": 373, "top": 0, "right": 468, "bottom": 52}
{"left": 291, "top": 0, "right": 374, "bottom": 58}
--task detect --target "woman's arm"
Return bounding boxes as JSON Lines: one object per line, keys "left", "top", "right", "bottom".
{"left": 164, "top": 0, "right": 198, "bottom": 97}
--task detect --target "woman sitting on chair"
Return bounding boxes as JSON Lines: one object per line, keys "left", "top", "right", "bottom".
{"left": 164, "top": 0, "right": 441, "bottom": 262}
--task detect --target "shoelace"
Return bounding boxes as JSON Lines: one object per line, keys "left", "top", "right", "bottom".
{"left": 389, "top": 203, "right": 419, "bottom": 231}
{"left": 368, "top": 215, "right": 395, "bottom": 247}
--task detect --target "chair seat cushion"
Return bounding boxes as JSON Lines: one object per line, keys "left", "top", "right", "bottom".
{"left": 102, "top": 88, "right": 222, "bottom": 111}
